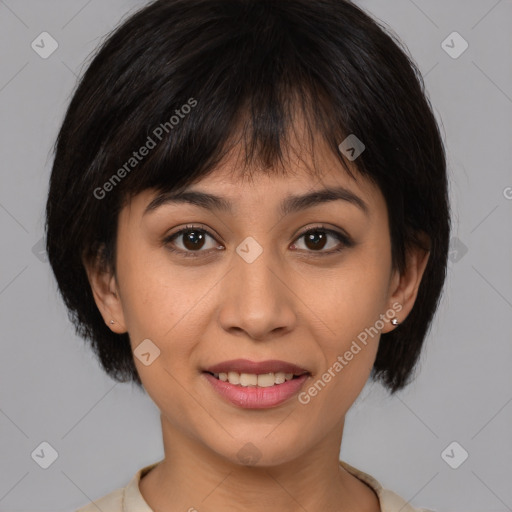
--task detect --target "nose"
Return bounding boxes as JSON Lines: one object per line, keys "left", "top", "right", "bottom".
{"left": 217, "top": 244, "right": 298, "bottom": 341}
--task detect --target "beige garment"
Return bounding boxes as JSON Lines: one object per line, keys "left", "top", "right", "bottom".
{"left": 76, "top": 459, "right": 436, "bottom": 512}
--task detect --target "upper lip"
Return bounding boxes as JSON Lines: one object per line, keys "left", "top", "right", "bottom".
{"left": 203, "top": 359, "right": 310, "bottom": 375}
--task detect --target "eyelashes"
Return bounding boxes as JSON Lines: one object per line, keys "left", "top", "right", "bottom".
{"left": 162, "top": 224, "right": 354, "bottom": 259}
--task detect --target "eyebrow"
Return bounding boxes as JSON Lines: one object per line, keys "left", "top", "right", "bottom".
{"left": 143, "top": 186, "right": 369, "bottom": 217}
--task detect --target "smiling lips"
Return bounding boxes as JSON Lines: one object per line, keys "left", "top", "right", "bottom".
{"left": 202, "top": 359, "right": 311, "bottom": 408}
{"left": 203, "top": 358, "right": 310, "bottom": 376}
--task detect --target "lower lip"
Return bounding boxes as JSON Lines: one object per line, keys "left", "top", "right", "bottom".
{"left": 203, "top": 372, "right": 309, "bottom": 409}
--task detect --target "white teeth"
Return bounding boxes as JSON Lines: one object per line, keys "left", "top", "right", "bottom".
{"left": 227, "top": 371, "right": 240, "bottom": 385}
{"left": 213, "top": 371, "right": 300, "bottom": 387}
{"left": 274, "top": 373, "right": 286, "bottom": 384}
{"left": 256, "top": 373, "right": 275, "bottom": 387}
{"left": 240, "top": 373, "right": 258, "bottom": 386}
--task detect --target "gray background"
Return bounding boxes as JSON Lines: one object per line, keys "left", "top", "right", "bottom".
{"left": 0, "top": 0, "right": 511, "bottom": 511}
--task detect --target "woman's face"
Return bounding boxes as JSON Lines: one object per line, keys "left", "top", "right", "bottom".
{"left": 88, "top": 139, "right": 428, "bottom": 466}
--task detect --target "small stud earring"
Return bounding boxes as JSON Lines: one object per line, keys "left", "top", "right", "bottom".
{"left": 110, "top": 320, "right": 115, "bottom": 325}
{"left": 391, "top": 318, "right": 399, "bottom": 326}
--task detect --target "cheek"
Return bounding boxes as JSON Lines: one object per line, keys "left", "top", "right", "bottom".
{"left": 116, "top": 243, "right": 214, "bottom": 370}
{"left": 298, "top": 263, "right": 388, "bottom": 419}
{"left": 116, "top": 247, "right": 204, "bottom": 406}
{"left": 343, "top": 235, "right": 393, "bottom": 325}
{"left": 115, "top": 242, "right": 185, "bottom": 339}
{"left": 303, "top": 258, "right": 390, "bottom": 348}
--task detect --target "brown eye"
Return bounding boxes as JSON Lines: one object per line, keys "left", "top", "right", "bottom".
{"left": 164, "top": 224, "right": 353, "bottom": 259}
{"left": 291, "top": 226, "right": 353, "bottom": 255}
{"left": 164, "top": 225, "right": 220, "bottom": 257}
{"left": 180, "top": 229, "right": 207, "bottom": 250}
{"left": 303, "top": 231, "right": 329, "bottom": 251}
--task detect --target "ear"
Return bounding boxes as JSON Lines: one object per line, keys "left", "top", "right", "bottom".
{"left": 381, "top": 231, "right": 431, "bottom": 334}
{"left": 82, "top": 246, "right": 127, "bottom": 334}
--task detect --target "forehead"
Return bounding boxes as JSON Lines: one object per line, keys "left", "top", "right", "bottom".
{"left": 126, "top": 133, "right": 386, "bottom": 220}
{"left": 188, "top": 149, "right": 370, "bottom": 200}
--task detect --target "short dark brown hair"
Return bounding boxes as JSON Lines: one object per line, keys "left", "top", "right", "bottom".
{"left": 45, "top": 0, "right": 451, "bottom": 394}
